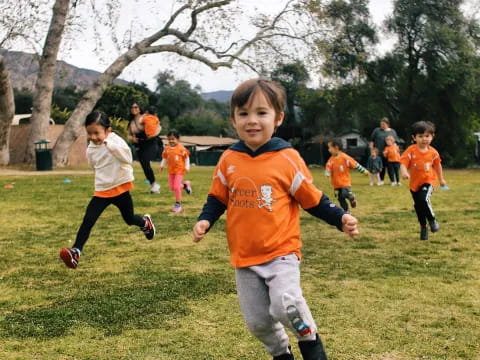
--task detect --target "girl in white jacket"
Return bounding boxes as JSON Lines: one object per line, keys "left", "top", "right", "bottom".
{"left": 60, "top": 111, "right": 156, "bottom": 269}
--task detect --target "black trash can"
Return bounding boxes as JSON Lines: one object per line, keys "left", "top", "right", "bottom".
{"left": 34, "top": 140, "right": 53, "bottom": 171}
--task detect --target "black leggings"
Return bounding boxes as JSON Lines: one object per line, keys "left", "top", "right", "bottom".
{"left": 73, "top": 191, "right": 145, "bottom": 251}
{"left": 335, "top": 187, "right": 355, "bottom": 212}
{"left": 387, "top": 161, "right": 400, "bottom": 183}
{"left": 410, "top": 184, "right": 435, "bottom": 227}
{"left": 136, "top": 139, "right": 158, "bottom": 184}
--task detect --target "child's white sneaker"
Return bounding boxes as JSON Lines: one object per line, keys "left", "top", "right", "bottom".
{"left": 150, "top": 182, "right": 160, "bottom": 194}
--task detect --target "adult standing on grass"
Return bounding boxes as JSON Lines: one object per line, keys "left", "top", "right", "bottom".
{"left": 400, "top": 121, "right": 446, "bottom": 241}
{"left": 59, "top": 111, "right": 156, "bottom": 269}
{"left": 127, "top": 103, "right": 161, "bottom": 194}
{"left": 192, "top": 78, "right": 359, "bottom": 360}
{"left": 370, "top": 117, "right": 399, "bottom": 185}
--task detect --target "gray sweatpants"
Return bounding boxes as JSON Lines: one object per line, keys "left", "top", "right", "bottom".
{"left": 235, "top": 254, "right": 318, "bottom": 357}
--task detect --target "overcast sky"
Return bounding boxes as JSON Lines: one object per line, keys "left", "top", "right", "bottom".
{"left": 61, "top": 0, "right": 394, "bottom": 92}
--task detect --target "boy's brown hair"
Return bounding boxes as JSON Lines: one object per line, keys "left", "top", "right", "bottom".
{"left": 328, "top": 139, "right": 342, "bottom": 150}
{"left": 411, "top": 121, "right": 435, "bottom": 136}
{"left": 230, "top": 78, "right": 286, "bottom": 119}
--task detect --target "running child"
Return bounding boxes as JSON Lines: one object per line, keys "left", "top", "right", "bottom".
{"left": 325, "top": 140, "right": 368, "bottom": 212}
{"left": 60, "top": 111, "right": 156, "bottom": 269}
{"left": 192, "top": 78, "right": 359, "bottom": 360}
{"left": 383, "top": 135, "right": 401, "bottom": 186}
{"left": 400, "top": 121, "right": 447, "bottom": 240}
{"left": 366, "top": 148, "right": 383, "bottom": 186}
{"left": 160, "top": 129, "right": 192, "bottom": 213}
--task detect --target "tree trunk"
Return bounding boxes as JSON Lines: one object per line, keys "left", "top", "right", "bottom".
{"left": 24, "top": 0, "right": 70, "bottom": 164}
{"left": 0, "top": 55, "right": 15, "bottom": 165}
{"left": 52, "top": 48, "right": 143, "bottom": 166}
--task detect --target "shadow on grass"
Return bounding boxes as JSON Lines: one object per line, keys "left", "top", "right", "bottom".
{"left": 1, "top": 268, "right": 234, "bottom": 339}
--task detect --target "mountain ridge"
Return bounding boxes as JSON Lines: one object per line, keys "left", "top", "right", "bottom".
{"left": 0, "top": 49, "right": 128, "bottom": 91}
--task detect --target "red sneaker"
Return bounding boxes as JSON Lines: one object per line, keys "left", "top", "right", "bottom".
{"left": 60, "top": 247, "right": 80, "bottom": 269}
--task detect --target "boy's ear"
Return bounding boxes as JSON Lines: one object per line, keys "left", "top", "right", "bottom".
{"left": 275, "top": 112, "right": 285, "bottom": 127}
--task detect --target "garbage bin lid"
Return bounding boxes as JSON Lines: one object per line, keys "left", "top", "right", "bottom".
{"left": 34, "top": 139, "right": 51, "bottom": 144}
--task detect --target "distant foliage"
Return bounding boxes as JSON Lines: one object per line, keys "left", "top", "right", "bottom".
{"left": 50, "top": 105, "right": 71, "bottom": 125}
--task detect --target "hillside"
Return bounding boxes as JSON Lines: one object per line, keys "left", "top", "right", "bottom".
{"left": 0, "top": 50, "right": 128, "bottom": 91}
{"left": 201, "top": 90, "right": 232, "bottom": 103}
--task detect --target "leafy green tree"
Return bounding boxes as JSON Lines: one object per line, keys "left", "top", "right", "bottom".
{"left": 175, "top": 108, "right": 232, "bottom": 136}
{"left": 386, "top": 0, "right": 480, "bottom": 165}
{"left": 153, "top": 71, "right": 203, "bottom": 126}
{"left": 13, "top": 88, "right": 33, "bottom": 114}
{"left": 52, "top": 85, "right": 85, "bottom": 111}
{"left": 320, "top": 0, "right": 378, "bottom": 79}
{"left": 96, "top": 84, "right": 148, "bottom": 120}
{"left": 271, "top": 61, "right": 310, "bottom": 140}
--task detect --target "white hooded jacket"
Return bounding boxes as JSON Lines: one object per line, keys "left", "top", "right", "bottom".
{"left": 86, "top": 132, "right": 134, "bottom": 192}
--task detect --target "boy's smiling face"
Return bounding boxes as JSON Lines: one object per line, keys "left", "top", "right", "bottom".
{"left": 231, "top": 90, "right": 284, "bottom": 152}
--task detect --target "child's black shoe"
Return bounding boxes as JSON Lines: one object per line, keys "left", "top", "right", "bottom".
{"left": 429, "top": 220, "right": 440, "bottom": 233}
{"left": 420, "top": 227, "right": 428, "bottom": 240}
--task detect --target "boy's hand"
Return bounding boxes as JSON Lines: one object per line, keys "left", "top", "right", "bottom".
{"left": 341, "top": 214, "right": 359, "bottom": 237}
{"left": 401, "top": 169, "right": 410, "bottom": 180}
{"left": 159, "top": 166, "right": 164, "bottom": 172}
{"left": 439, "top": 178, "right": 447, "bottom": 187}
{"left": 193, "top": 220, "right": 210, "bottom": 243}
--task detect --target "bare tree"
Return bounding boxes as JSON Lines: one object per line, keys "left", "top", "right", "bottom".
{"left": 24, "top": 0, "right": 71, "bottom": 163}
{"left": 0, "top": 55, "right": 15, "bottom": 165}
{"left": 52, "top": 0, "right": 319, "bottom": 166}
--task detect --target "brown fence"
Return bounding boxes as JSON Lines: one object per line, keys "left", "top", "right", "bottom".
{"left": 9, "top": 125, "right": 88, "bottom": 165}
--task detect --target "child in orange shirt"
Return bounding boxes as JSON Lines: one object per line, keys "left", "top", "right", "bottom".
{"left": 193, "top": 78, "right": 360, "bottom": 360}
{"left": 160, "top": 129, "right": 192, "bottom": 213}
{"left": 400, "top": 121, "right": 447, "bottom": 240}
{"left": 325, "top": 140, "right": 368, "bottom": 212}
{"left": 383, "top": 135, "right": 401, "bottom": 186}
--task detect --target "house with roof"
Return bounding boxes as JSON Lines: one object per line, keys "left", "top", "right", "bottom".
{"left": 160, "top": 135, "right": 238, "bottom": 165}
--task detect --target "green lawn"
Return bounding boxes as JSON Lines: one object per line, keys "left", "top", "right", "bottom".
{"left": 0, "top": 165, "right": 479, "bottom": 360}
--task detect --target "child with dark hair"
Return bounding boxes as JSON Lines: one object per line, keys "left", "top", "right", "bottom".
{"left": 59, "top": 111, "right": 156, "bottom": 269}
{"left": 383, "top": 135, "right": 402, "bottom": 186}
{"left": 325, "top": 140, "right": 369, "bottom": 212}
{"left": 128, "top": 103, "right": 161, "bottom": 193}
{"left": 366, "top": 147, "right": 383, "bottom": 186}
{"left": 193, "top": 78, "right": 360, "bottom": 360}
{"left": 400, "top": 121, "right": 447, "bottom": 240}
{"left": 160, "top": 129, "right": 192, "bottom": 213}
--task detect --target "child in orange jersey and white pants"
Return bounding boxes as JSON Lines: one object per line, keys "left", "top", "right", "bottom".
{"left": 400, "top": 121, "right": 447, "bottom": 240}
{"left": 383, "top": 135, "right": 402, "bottom": 186}
{"left": 160, "top": 129, "right": 192, "bottom": 213}
{"left": 325, "top": 140, "right": 369, "bottom": 213}
{"left": 193, "top": 79, "right": 360, "bottom": 360}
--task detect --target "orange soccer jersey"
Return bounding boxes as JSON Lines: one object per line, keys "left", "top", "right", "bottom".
{"left": 383, "top": 144, "right": 401, "bottom": 162}
{"left": 162, "top": 144, "right": 190, "bottom": 175}
{"left": 400, "top": 144, "right": 441, "bottom": 191}
{"left": 141, "top": 114, "right": 160, "bottom": 137}
{"left": 208, "top": 148, "right": 323, "bottom": 268}
{"left": 325, "top": 151, "right": 358, "bottom": 189}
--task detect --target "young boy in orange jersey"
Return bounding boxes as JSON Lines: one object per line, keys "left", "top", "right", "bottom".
{"left": 383, "top": 135, "right": 402, "bottom": 186}
{"left": 160, "top": 129, "right": 192, "bottom": 213}
{"left": 325, "top": 140, "right": 368, "bottom": 212}
{"left": 400, "top": 121, "right": 447, "bottom": 240}
{"left": 192, "top": 78, "right": 359, "bottom": 360}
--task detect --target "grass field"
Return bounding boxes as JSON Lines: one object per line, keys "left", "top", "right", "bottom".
{"left": 0, "top": 164, "right": 479, "bottom": 360}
